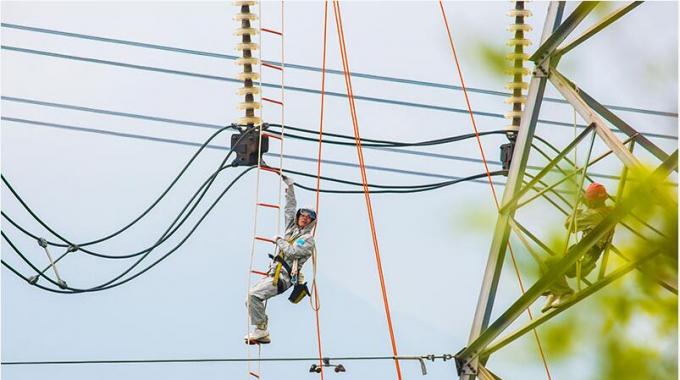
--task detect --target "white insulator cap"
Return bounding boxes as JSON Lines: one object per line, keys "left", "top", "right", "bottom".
{"left": 507, "top": 9, "right": 532, "bottom": 17}
{"left": 505, "top": 124, "right": 520, "bottom": 132}
{"left": 238, "top": 72, "right": 260, "bottom": 81}
{"left": 506, "top": 52, "right": 530, "bottom": 61}
{"left": 505, "top": 110, "right": 523, "bottom": 119}
{"left": 238, "top": 101, "right": 261, "bottom": 110}
{"left": 236, "top": 57, "right": 260, "bottom": 65}
{"left": 505, "top": 96, "right": 527, "bottom": 104}
{"left": 234, "top": 1, "right": 257, "bottom": 6}
{"left": 239, "top": 116, "right": 262, "bottom": 126}
{"left": 236, "top": 42, "right": 259, "bottom": 51}
{"left": 507, "top": 24, "right": 532, "bottom": 32}
{"left": 506, "top": 38, "right": 531, "bottom": 46}
{"left": 234, "top": 28, "right": 258, "bottom": 36}
{"left": 505, "top": 67, "right": 530, "bottom": 75}
{"left": 505, "top": 82, "right": 528, "bottom": 90}
{"left": 234, "top": 13, "right": 258, "bottom": 21}
{"left": 237, "top": 87, "right": 261, "bottom": 95}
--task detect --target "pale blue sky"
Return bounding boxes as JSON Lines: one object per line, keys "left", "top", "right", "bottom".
{"left": 1, "top": 1, "right": 677, "bottom": 379}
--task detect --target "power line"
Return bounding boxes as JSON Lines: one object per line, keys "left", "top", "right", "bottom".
{"left": 2, "top": 22, "right": 676, "bottom": 118}
{"left": 2, "top": 46, "right": 676, "bottom": 141}
{"left": 1, "top": 353, "right": 454, "bottom": 366}
{"left": 0, "top": 96, "right": 512, "bottom": 169}
{"left": 3, "top": 114, "right": 665, "bottom": 189}
{"left": 1, "top": 116, "right": 505, "bottom": 186}
{"left": 0, "top": 97, "right": 664, "bottom": 183}
{"left": 1, "top": 94, "right": 508, "bottom": 148}
{"left": 0, "top": 124, "right": 507, "bottom": 292}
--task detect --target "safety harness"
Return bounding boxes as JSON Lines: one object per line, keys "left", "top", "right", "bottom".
{"left": 269, "top": 233, "right": 310, "bottom": 303}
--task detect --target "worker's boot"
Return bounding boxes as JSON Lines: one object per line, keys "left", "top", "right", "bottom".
{"left": 245, "top": 324, "right": 271, "bottom": 345}
{"left": 541, "top": 294, "right": 558, "bottom": 313}
{"left": 542, "top": 291, "right": 574, "bottom": 313}
{"left": 551, "top": 292, "right": 574, "bottom": 309}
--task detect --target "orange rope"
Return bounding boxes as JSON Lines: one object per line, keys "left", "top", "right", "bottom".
{"left": 437, "top": 2, "right": 552, "bottom": 379}
{"left": 332, "top": 2, "right": 402, "bottom": 379}
{"left": 309, "top": 2, "right": 330, "bottom": 379}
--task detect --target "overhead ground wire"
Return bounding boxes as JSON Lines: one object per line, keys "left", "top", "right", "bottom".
{"left": 2, "top": 22, "right": 676, "bottom": 118}
{"left": 2, "top": 46, "right": 676, "bottom": 141}
{"left": 1, "top": 111, "right": 653, "bottom": 185}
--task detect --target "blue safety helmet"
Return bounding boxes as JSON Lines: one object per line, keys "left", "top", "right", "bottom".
{"left": 296, "top": 208, "right": 317, "bottom": 221}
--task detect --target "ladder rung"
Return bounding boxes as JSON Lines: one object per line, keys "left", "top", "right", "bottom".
{"left": 261, "top": 28, "right": 282, "bottom": 36}
{"left": 255, "top": 236, "right": 276, "bottom": 244}
{"left": 260, "top": 166, "right": 280, "bottom": 174}
{"left": 251, "top": 270, "right": 269, "bottom": 276}
{"left": 257, "top": 202, "right": 280, "bottom": 208}
{"left": 262, "top": 62, "right": 283, "bottom": 71}
{"left": 249, "top": 371, "right": 261, "bottom": 378}
{"left": 262, "top": 132, "right": 283, "bottom": 140}
{"left": 262, "top": 97, "right": 284, "bottom": 106}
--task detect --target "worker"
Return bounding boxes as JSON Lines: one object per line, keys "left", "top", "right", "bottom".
{"left": 541, "top": 182, "right": 614, "bottom": 312}
{"left": 245, "top": 174, "right": 317, "bottom": 344}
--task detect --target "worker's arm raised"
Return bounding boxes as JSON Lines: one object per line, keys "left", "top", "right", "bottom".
{"left": 282, "top": 175, "right": 297, "bottom": 228}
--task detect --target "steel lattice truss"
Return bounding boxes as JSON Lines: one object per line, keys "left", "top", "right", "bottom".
{"left": 455, "top": 2, "right": 678, "bottom": 379}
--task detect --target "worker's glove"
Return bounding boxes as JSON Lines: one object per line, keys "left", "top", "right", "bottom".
{"left": 281, "top": 175, "right": 294, "bottom": 187}
{"left": 275, "top": 237, "right": 286, "bottom": 249}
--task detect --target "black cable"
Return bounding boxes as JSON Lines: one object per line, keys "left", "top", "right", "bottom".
{"left": 1, "top": 166, "right": 256, "bottom": 293}
{"left": 0, "top": 124, "right": 235, "bottom": 250}
{"left": 267, "top": 123, "right": 507, "bottom": 147}
{"left": 1, "top": 128, "right": 255, "bottom": 259}
{"left": 1, "top": 130, "right": 254, "bottom": 291}
{"left": 1, "top": 111, "right": 661, "bottom": 185}
{"left": 1, "top": 116, "right": 502, "bottom": 183}
{"left": 2, "top": 163, "right": 230, "bottom": 258}
{"left": 3, "top": 165, "right": 504, "bottom": 291}
{"left": 292, "top": 170, "right": 508, "bottom": 194}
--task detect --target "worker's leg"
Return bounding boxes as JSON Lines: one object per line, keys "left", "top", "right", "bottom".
{"left": 247, "top": 275, "right": 291, "bottom": 328}
{"left": 247, "top": 276, "right": 276, "bottom": 328}
{"left": 579, "top": 246, "right": 604, "bottom": 277}
{"left": 541, "top": 255, "right": 574, "bottom": 297}
{"left": 541, "top": 255, "right": 575, "bottom": 312}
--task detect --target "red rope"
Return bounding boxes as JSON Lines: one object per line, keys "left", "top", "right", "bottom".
{"left": 332, "top": 2, "right": 402, "bottom": 379}
{"left": 309, "top": 2, "right": 330, "bottom": 379}
{"left": 437, "top": 2, "right": 552, "bottom": 379}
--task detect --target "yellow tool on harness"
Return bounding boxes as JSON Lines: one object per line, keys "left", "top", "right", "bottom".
{"left": 272, "top": 259, "right": 283, "bottom": 287}
{"left": 272, "top": 235, "right": 296, "bottom": 287}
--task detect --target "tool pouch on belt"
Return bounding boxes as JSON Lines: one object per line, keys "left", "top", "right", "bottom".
{"left": 288, "top": 282, "right": 310, "bottom": 304}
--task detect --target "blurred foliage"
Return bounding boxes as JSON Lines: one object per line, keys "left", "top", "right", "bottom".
{"left": 462, "top": 162, "right": 678, "bottom": 379}
{"left": 476, "top": 41, "right": 510, "bottom": 79}
{"left": 462, "top": 4, "right": 677, "bottom": 377}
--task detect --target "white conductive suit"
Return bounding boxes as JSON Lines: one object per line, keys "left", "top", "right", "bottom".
{"left": 247, "top": 181, "right": 316, "bottom": 329}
